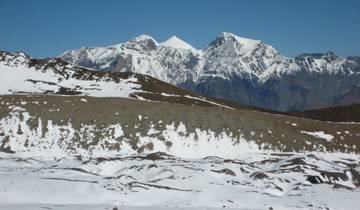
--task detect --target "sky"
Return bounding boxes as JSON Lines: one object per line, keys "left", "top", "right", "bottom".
{"left": 0, "top": 0, "right": 359, "bottom": 58}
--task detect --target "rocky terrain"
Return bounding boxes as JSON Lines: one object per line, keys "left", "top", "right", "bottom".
{"left": 60, "top": 32, "right": 360, "bottom": 111}
{"left": 288, "top": 103, "right": 360, "bottom": 123}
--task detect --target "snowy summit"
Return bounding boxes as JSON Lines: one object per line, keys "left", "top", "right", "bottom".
{"left": 160, "top": 35, "right": 197, "bottom": 51}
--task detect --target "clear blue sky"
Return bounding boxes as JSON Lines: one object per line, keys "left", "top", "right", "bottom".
{"left": 1, "top": 0, "right": 359, "bottom": 58}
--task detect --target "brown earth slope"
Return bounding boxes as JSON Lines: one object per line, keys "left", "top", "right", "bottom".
{"left": 287, "top": 103, "right": 360, "bottom": 123}
{"left": 1, "top": 95, "right": 359, "bottom": 155}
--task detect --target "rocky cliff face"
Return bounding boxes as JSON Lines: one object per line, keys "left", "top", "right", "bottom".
{"left": 60, "top": 32, "right": 360, "bottom": 111}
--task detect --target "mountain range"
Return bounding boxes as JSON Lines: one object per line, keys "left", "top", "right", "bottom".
{"left": 60, "top": 32, "right": 360, "bottom": 111}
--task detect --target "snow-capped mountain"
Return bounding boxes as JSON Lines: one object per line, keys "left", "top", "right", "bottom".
{"left": 60, "top": 32, "right": 360, "bottom": 111}
{"left": 60, "top": 35, "right": 200, "bottom": 87}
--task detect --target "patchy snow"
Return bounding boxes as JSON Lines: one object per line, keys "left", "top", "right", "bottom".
{"left": 184, "top": 95, "right": 234, "bottom": 110}
{"left": 1, "top": 102, "right": 357, "bottom": 156}
{"left": 301, "top": 131, "right": 334, "bottom": 142}
{"left": 0, "top": 107, "right": 262, "bottom": 159}
{"left": 160, "top": 92, "right": 180, "bottom": 97}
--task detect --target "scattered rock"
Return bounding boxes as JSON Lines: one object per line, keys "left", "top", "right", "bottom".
{"left": 306, "top": 175, "right": 324, "bottom": 184}
{"left": 211, "top": 168, "right": 236, "bottom": 176}
{"left": 250, "top": 171, "right": 269, "bottom": 180}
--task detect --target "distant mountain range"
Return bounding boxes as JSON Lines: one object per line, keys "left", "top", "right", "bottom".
{"left": 60, "top": 32, "right": 360, "bottom": 111}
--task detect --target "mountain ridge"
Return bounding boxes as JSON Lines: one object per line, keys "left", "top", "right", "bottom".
{"left": 60, "top": 32, "right": 360, "bottom": 111}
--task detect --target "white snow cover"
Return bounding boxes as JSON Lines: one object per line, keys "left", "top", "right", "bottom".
{"left": 160, "top": 36, "right": 197, "bottom": 51}
{"left": 0, "top": 54, "right": 141, "bottom": 97}
{"left": 301, "top": 131, "right": 334, "bottom": 142}
{"left": 0, "top": 152, "right": 359, "bottom": 210}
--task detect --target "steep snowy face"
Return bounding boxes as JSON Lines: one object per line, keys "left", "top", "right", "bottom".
{"left": 120, "top": 34, "right": 158, "bottom": 51}
{"left": 112, "top": 46, "right": 200, "bottom": 85}
{"left": 263, "top": 52, "right": 359, "bottom": 79}
{"left": 201, "top": 32, "right": 285, "bottom": 80}
{"left": 60, "top": 47, "right": 121, "bottom": 71}
{"left": 292, "top": 52, "right": 359, "bottom": 74}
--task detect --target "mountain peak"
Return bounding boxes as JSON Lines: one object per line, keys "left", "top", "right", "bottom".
{"left": 221, "top": 32, "right": 260, "bottom": 44}
{"left": 128, "top": 34, "right": 158, "bottom": 44}
{"left": 126, "top": 34, "right": 158, "bottom": 50}
{"left": 209, "top": 32, "right": 261, "bottom": 50}
{"left": 160, "top": 35, "right": 197, "bottom": 51}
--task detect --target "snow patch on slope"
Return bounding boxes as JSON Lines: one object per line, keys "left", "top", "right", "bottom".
{"left": 0, "top": 107, "right": 263, "bottom": 159}
{"left": 301, "top": 131, "right": 334, "bottom": 142}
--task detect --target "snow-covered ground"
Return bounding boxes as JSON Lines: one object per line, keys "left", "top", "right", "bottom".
{"left": 0, "top": 52, "right": 141, "bottom": 97}
{"left": 0, "top": 205, "right": 256, "bottom": 210}
{"left": 0, "top": 152, "right": 359, "bottom": 210}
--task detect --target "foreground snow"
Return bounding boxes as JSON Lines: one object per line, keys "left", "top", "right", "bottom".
{"left": 0, "top": 152, "right": 359, "bottom": 210}
{"left": 0, "top": 205, "right": 257, "bottom": 210}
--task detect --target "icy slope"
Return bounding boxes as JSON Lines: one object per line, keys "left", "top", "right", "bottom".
{"left": 60, "top": 32, "right": 360, "bottom": 111}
